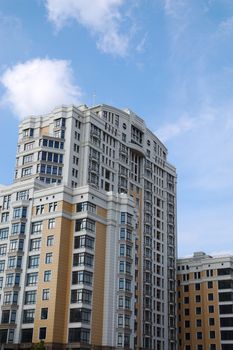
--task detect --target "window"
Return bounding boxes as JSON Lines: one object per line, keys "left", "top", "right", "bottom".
{"left": 75, "top": 218, "right": 95, "bottom": 232}
{"left": 27, "top": 272, "right": 38, "bottom": 286}
{"left": 69, "top": 308, "right": 91, "bottom": 323}
{"left": 11, "top": 223, "right": 25, "bottom": 235}
{"left": 184, "top": 308, "right": 189, "bottom": 316}
{"left": 48, "top": 218, "right": 55, "bottom": 229}
{"left": 7, "top": 257, "right": 15, "bottom": 269}
{"left": 17, "top": 256, "right": 22, "bottom": 268}
{"left": 3, "top": 195, "right": 11, "bottom": 210}
{"left": 6, "top": 274, "right": 14, "bottom": 286}
{"left": 70, "top": 289, "right": 92, "bottom": 304}
{"left": 221, "top": 330, "right": 233, "bottom": 340}
{"left": 73, "top": 253, "right": 93, "bottom": 267}
{"left": 196, "top": 295, "right": 201, "bottom": 303}
{"left": 210, "top": 331, "right": 215, "bottom": 339}
{"left": 44, "top": 270, "right": 51, "bottom": 282}
{"left": 42, "top": 289, "right": 50, "bottom": 300}
{"left": 218, "top": 280, "right": 233, "bottom": 289}
{"left": 19, "top": 239, "right": 24, "bottom": 251}
{"left": 125, "top": 297, "right": 131, "bottom": 309}
{"left": 10, "top": 310, "right": 16, "bottom": 324}
{"left": 119, "top": 261, "right": 124, "bottom": 273}
{"left": 72, "top": 271, "right": 93, "bottom": 285}
{"left": 21, "top": 329, "right": 33, "bottom": 343}
{"left": 49, "top": 202, "right": 57, "bottom": 212}
{"left": 24, "top": 141, "right": 34, "bottom": 151}
{"left": 195, "top": 283, "right": 200, "bottom": 290}
{"left": 0, "top": 277, "right": 3, "bottom": 289}
{"left": 196, "top": 319, "right": 202, "bottom": 327}
{"left": 28, "top": 255, "right": 40, "bottom": 268}
{"left": 185, "top": 333, "right": 190, "bottom": 340}
{"left": 184, "top": 297, "right": 189, "bottom": 304}
{"left": 76, "top": 202, "right": 96, "bottom": 213}
{"left": 196, "top": 307, "right": 201, "bottom": 315}
{"left": 15, "top": 273, "right": 20, "bottom": 286}
{"left": 25, "top": 291, "right": 36, "bottom": 305}
{"left": 23, "top": 154, "right": 33, "bottom": 164}
{"left": 39, "top": 327, "right": 46, "bottom": 340}
{"left": 118, "top": 314, "right": 123, "bottom": 326}
{"left": 23, "top": 128, "right": 34, "bottom": 138}
{"left": 3, "top": 292, "right": 12, "bottom": 305}
{"left": 0, "top": 244, "right": 7, "bottom": 256}
{"left": 74, "top": 235, "right": 94, "bottom": 249}
{"left": 30, "top": 238, "right": 41, "bottom": 251}
{"left": 218, "top": 268, "right": 232, "bottom": 276}
{"left": 209, "top": 318, "right": 215, "bottom": 326}
{"left": 0, "top": 228, "right": 9, "bottom": 240}
{"left": 208, "top": 293, "right": 214, "bottom": 301}
{"left": 41, "top": 308, "right": 48, "bottom": 320}
{"left": 197, "top": 332, "right": 202, "bottom": 339}
{"left": 118, "top": 296, "right": 124, "bottom": 308}
{"left": 1, "top": 310, "right": 10, "bottom": 324}
{"left": 119, "top": 228, "right": 132, "bottom": 241}
{"left": 22, "top": 167, "right": 32, "bottom": 177}
{"left": 31, "top": 221, "right": 42, "bottom": 234}
{"left": 0, "top": 259, "right": 5, "bottom": 272}
{"left": 13, "top": 292, "right": 18, "bottom": 304}
{"left": 8, "top": 329, "right": 14, "bottom": 343}
{"left": 68, "top": 328, "right": 90, "bottom": 343}
{"left": 184, "top": 285, "right": 189, "bottom": 292}
{"left": 45, "top": 253, "right": 53, "bottom": 264}
{"left": 9, "top": 240, "right": 17, "bottom": 252}
{"left": 209, "top": 305, "right": 214, "bottom": 313}
{"left": 1, "top": 212, "right": 9, "bottom": 223}
{"left": 120, "top": 244, "right": 125, "bottom": 256}
{"left": 16, "top": 190, "right": 29, "bottom": 201}
{"left": 47, "top": 235, "right": 54, "bottom": 246}
{"left": 126, "top": 245, "right": 131, "bottom": 257}
{"left": 36, "top": 205, "right": 44, "bottom": 215}
{"left": 120, "top": 212, "right": 132, "bottom": 225}
{"left": 210, "top": 345, "right": 216, "bottom": 350}
{"left": 118, "top": 333, "right": 123, "bottom": 346}
{"left": 23, "top": 309, "right": 35, "bottom": 324}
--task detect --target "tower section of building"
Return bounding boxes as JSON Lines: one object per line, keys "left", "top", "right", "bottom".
{"left": 0, "top": 103, "right": 177, "bottom": 350}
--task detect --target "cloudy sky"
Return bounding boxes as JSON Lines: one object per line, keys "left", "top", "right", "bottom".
{"left": 0, "top": 0, "right": 233, "bottom": 257}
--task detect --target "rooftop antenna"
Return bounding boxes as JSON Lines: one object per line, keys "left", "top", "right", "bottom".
{"left": 92, "top": 91, "right": 96, "bottom": 106}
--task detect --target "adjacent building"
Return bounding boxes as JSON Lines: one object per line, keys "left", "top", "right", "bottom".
{"left": 0, "top": 104, "right": 177, "bottom": 349}
{"left": 177, "top": 252, "right": 233, "bottom": 350}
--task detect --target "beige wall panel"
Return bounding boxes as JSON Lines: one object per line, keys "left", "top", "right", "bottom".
{"left": 91, "top": 221, "right": 106, "bottom": 345}
{"left": 32, "top": 214, "right": 73, "bottom": 345}
{"left": 61, "top": 201, "right": 73, "bottom": 214}
{"left": 96, "top": 206, "right": 107, "bottom": 218}
{"left": 40, "top": 126, "right": 49, "bottom": 136}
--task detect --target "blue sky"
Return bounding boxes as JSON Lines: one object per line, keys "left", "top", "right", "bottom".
{"left": 0, "top": 0, "right": 233, "bottom": 257}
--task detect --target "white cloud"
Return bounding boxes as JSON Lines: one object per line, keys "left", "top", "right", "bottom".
{"left": 44, "top": 0, "right": 130, "bottom": 56}
{"left": 210, "top": 250, "right": 233, "bottom": 257}
{"left": 163, "top": 0, "right": 187, "bottom": 18}
{"left": 217, "top": 16, "right": 233, "bottom": 36}
{"left": 155, "top": 116, "right": 195, "bottom": 142}
{"left": 0, "top": 58, "right": 82, "bottom": 119}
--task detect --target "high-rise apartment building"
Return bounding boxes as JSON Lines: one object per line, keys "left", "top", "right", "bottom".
{"left": 0, "top": 104, "right": 177, "bottom": 349}
{"left": 177, "top": 252, "right": 233, "bottom": 350}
